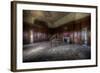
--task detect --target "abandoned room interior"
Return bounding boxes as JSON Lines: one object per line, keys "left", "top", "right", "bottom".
{"left": 23, "top": 10, "right": 91, "bottom": 62}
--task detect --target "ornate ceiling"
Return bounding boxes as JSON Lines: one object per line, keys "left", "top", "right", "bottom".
{"left": 23, "top": 10, "right": 90, "bottom": 28}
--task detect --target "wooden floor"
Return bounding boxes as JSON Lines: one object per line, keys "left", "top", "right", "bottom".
{"left": 23, "top": 41, "right": 91, "bottom": 62}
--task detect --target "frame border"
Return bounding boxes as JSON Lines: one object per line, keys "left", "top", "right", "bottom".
{"left": 11, "top": 1, "right": 98, "bottom": 72}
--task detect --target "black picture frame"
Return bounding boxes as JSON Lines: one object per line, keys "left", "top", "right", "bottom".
{"left": 11, "top": 1, "right": 98, "bottom": 72}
